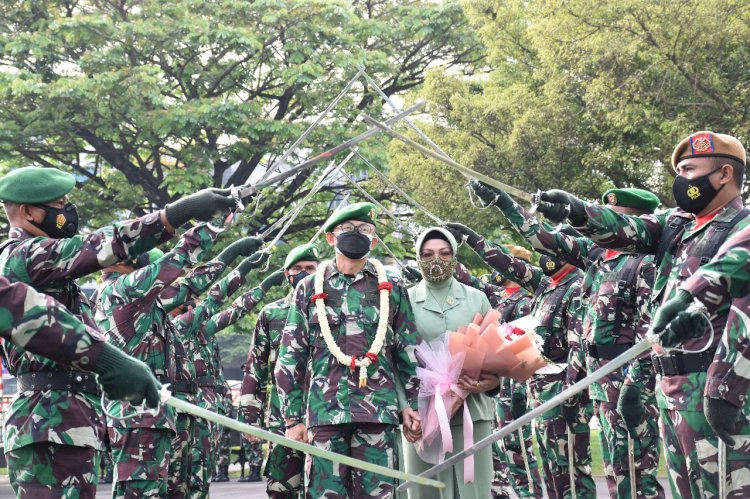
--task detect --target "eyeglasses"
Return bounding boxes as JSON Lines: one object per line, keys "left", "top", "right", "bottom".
{"left": 334, "top": 222, "right": 375, "bottom": 236}
{"left": 420, "top": 249, "right": 454, "bottom": 261}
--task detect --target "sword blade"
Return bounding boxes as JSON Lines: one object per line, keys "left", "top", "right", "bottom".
{"left": 360, "top": 114, "right": 532, "bottom": 202}
{"left": 568, "top": 427, "right": 577, "bottom": 499}
{"left": 398, "top": 340, "right": 653, "bottom": 492}
{"left": 237, "top": 101, "right": 427, "bottom": 198}
{"left": 628, "top": 433, "right": 637, "bottom": 499}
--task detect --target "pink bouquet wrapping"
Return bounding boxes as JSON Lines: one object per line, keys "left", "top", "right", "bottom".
{"left": 413, "top": 312, "right": 545, "bottom": 483}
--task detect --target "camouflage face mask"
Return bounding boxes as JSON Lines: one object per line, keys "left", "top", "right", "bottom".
{"left": 418, "top": 256, "right": 456, "bottom": 283}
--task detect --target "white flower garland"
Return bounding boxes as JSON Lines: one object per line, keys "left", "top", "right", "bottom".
{"left": 313, "top": 259, "right": 390, "bottom": 388}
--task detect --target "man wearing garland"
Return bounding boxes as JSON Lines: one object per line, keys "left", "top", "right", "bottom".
{"left": 275, "top": 202, "right": 422, "bottom": 498}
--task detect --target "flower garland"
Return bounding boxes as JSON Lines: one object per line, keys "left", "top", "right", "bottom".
{"left": 313, "top": 259, "right": 391, "bottom": 388}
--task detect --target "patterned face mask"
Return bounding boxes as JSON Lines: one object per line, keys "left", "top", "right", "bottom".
{"left": 418, "top": 256, "right": 456, "bottom": 283}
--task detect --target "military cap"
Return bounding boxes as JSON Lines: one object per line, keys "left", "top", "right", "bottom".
{"left": 323, "top": 202, "right": 378, "bottom": 233}
{"left": 415, "top": 227, "right": 457, "bottom": 255}
{"left": 602, "top": 188, "right": 660, "bottom": 213}
{"left": 284, "top": 243, "right": 320, "bottom": 269}
{"left": 505, "top": 244, "right": 532, "bottom": 262}
{"left": 0, "top": 166, "right": 76, "bottom": 204}
{"left": 671, "top": 131, "right": 747, "bottom": 169}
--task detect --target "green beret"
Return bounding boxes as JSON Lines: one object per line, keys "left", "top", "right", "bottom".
{"left": 322, "top": 201, "right": 378, "bottom": 233}
{"left": 145, "top": 248, "right": 164, "bottom": 265}
{"left": 284, "top": 243, "right": 320, "bottom": 269}
{"left": 602, "top": 188, "right": 660, "bottom": 213}
{"left": 0, "top": 167, "right": 76, "bottom": 204}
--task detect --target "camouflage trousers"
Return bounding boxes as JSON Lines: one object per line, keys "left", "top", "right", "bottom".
{"left": 262, "top": 426, "right": 303, "bottom": 498}
{"left": 244, "top": 440, "right": 263, "bottom": 467}
{"left": 491, "top": 424, "right": 543, "bottom": 498}
{"left": 109, "top": 425, "right": 172, "bottom": 498}
{"left": 212, "top": 423, "right": 231, "bottom": 469}
{"left": 188, "top": 418, "right": 213, "bottom": 499}
{"left": 306, "top": 423, "right": 396, "bottom": 498}
{"left": 7, "top": 442, "right": 100, "bottom": 499}
{"left": 168, "top": 412, "right": 195, "bottom": 499}
{"left": 530, "top": 376, "right": 595, "bottom": 499}
{"left": 661, "top": 407, "right": 750, "bottom": 498}
{"left": 596, "top": 399, "right": 664, "bottom": 498}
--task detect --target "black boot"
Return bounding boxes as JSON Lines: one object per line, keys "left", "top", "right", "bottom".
{"left": 213, "top": 464, "right": 230, "bottom": 482}
{"left": 246, "top": 465, "right": 262, "bottom": 482}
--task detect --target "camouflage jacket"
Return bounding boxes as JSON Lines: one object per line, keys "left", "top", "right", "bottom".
{"left": 200, "top": 286, "right": 266, "bottom": 412}
{"left": 95, "top": 224, "right": 220, "bottom": 424}
{"left": 497, "top": 200, "right": 656, "bottom": 401}
{"left": 577, "top": 196, "right": 750, "bottom": 410}
{"left": 0, "top": 213, "right": 172, "bottom": 450}
{"left": 170, "top": 267, "right": 247, "bottom": 404}
{"left": 0, "top": 277, "right": 106, "bottom": 372}
{"left": 274, "top": 259, "right": 420, "bottom": 427}
{"left": 681, "top": 225, "right": 750, "bottom": 408}
{"left": 238, "top": 292, "right": 293, "bottom": 430}
{"left": 159, "top": 259, "right": 227, "bottom": 313}
{"left": 466, "top": 235, "right": 546, "bottom": 293}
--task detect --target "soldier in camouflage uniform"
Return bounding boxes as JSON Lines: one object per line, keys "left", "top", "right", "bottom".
{"left": 536, "top": 131, "right": 750, "bottom": 497}
{"left": 239, "top": 243, "right": 321, "bottom": 497}
{"left": 275, "top": 202, "right": 422, "bottom": 498}
{"left": 169, "top": 250, "right": 267, "bottom": 497}
{"left": 649, "top": 223, "right": 750, "bottom": 495}
{"left": 0, "top": 167, "right": 233, "bottom": 498}
{"left": 213, "top": 419, "right": 233, "bottom": 482}
{"left": 483, "top": 246, "right": 543, "bottom": 499}
{"left": 471, "top": 180, "right": 665, "bottom": 498}
{"left": 448, "top": 222, "right": 595, "bottom": 499}
{"left": 94, "top": 222, "right": 232, "bottom": 497}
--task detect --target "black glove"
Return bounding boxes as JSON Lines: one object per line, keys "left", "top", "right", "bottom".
{"left": 445, "top": 222, "right": 483, "bottom": 248}
{"left": 403, "top": 266, "right": 423, "bottom": 283}
{"left": 237, "top": 252, "right": 269, "bottom": 275}
{"left": 652, "top": 290, "right": 707, "bottom": 347}
{"left": 216, "top": 237, "right": 263, "bottom": 265}
{"left": 538, "top": 189, "right": 587, "bottom": 225}
{"left": 510, "top": 392, "right": 526, "bottom": 420}
{"left": 93, "top": 343, "right": 162, "bottom": 408}
{"left": 616, "top": 384, "right": 644, "bottom": 436}
{"left": 260, "top": 269, "right": 286, "bottom": 292}
{"left": 469, "top": 180, "right": 513, "bottom": 210}
{"left": 561, "top": 404, "right": 578, "bottom": 430}
{"left": 704, "top": 396, "right": 739, "bottom": 446}
{"left": 164, "top": 188, "right": 236, "bottom": 227}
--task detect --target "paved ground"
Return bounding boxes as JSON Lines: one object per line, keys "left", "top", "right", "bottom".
{"left": 0, "top": 474, "right": 672, "bottom": 498}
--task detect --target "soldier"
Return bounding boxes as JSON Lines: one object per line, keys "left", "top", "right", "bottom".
{"left": 274, "top": 202, "right": 422, "bottom": 498}
{"left": 0, "top": 276, "right": 160, "bottom": 405}
{"left": 212, "top": 421, "right": 233, "bottom": 483}
{"left": 239, "top": 243, "right": 321, "bottom": 498}
{"left": 536, "top": 131, "right": 750, "bottom": 497}
{"left": 169, "top": 250, "right": 269, "bottom": 498}
{"left": 447, "top": 222, "right": 595, "bottom": 499}
{"left": 486, "top": 245, "right": 543, "bottom": 499}
{"left": 0, "top": 166, "right": 235, "bottom": 498}
{"left": 470, "top": 181, "right": 665, "bottom": 498}
{"left": 181, "top": 263, "right": 286, "bottom": 497}
{"left": 94, "top": 223, "right": 242, "bottom": 497}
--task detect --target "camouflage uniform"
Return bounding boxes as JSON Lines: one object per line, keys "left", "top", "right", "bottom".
{"left": 94, "top": 223, "right": 220, "bottom": 498}
{"left": 677, "top": 224, "right": 750, "bottom": 496}
{"left": 498, "top": 199, "right": 664, "bottom": 498}
{"left": 0, "top": 214, "right": 172, "bottom": 498}
{"left": 170, "top": 265, "right": 255, "bottom": 498}
{"left": 186, "top": 285, "right": 267, "bottom": 497}
{"left": 274, "top": 260, "right": 420, "bottom": 498}
{"left": 464, "top": 235, "right": 595, "bottom": 498}
{"left": 490, "top": 286, "right": 543, "bottom": 499}
{"left": 239, "top": 293, "right": 304, "bottom": 497}
{"left": 576, "top": 195, "right": 750, "bottom": 497}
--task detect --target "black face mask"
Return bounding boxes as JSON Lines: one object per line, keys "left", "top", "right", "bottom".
{"left": 335, "top": 232, "right": 372, "bottom": 260}
{"left": 540, "top": 255, "right": 562, "bottom": 276}
{"left": 672, "top": 167, "right": 725, "bottom": 214}
{"left": 288, "top": 271, "right": 309, "bottom": 289}
{"left": 32, "top": 202, "right": 79, "bottom": 238}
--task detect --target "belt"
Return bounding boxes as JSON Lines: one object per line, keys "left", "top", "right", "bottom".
{"left": 17, "top": 370, "right": 101, "bottom": 394}
{"left": 584, "top": 342, "right": 633, "bottom": 360}
{"left": 156, "top": 375, "right": 198, "bottom": 395}
{"left": 196, "top": 375, "right": 218, "bottom": 388}
{"left": 652, "top": 350, "right": 716, "bottom": 376}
